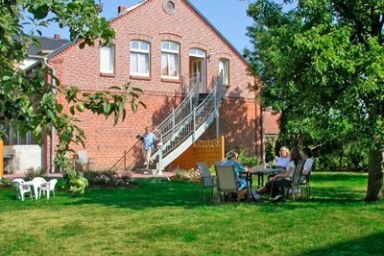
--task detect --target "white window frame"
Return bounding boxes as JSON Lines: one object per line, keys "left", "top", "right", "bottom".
{"left": 100, "top": 45, "right": 115, "bottom": 74}
{"left": 161, "top": 41, "right": 180, "bottom": 79}
{"left": 219, "top": 58, "right": 230, "bottom": 85}
{"left": 130, "top": 40, "right": 150, "bottom": 77}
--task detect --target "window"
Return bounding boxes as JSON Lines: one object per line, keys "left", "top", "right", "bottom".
{"left": 130, "top": 40, "right": 150, "bottom": 76}
{"left": 161, "top": 41, "right": 180, "bottom": 79}
{"left": 189, "top": 48, "right": 206, "bottom": 58}
{"left": 100, "top": 45, "right": 115, "bottom": 74}
{"left": 219, "top": 58, "right": 229, "bottom": 85}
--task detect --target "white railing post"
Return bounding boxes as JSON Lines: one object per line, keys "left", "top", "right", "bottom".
{"left": 193, "top": 107, "right": 196, "bottom": 132}
{"left": 157, "top": 139, "right": 163, "bottom": 176}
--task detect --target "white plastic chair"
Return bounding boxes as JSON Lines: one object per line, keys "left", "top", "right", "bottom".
{"left": 32, "top": 177, "right": 48, "bottom": 199}
{"left": 12, "top": 178, "right": 32, "bottom": 201}
{"left": 39, "top": 179, "right": 58, "bottom": 199}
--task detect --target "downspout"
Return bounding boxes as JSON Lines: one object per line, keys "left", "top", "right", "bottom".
{"left": 25, "top": 55, "right": 57, "bottom": 173}
{"left": 43, "top": 58, "right": 56, "bottom": 174}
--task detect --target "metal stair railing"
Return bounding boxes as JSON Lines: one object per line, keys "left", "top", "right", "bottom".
{"left": 152, "top": 76, "right": 223, "bottom": 174}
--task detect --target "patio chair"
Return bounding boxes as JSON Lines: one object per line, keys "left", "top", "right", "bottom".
{"left": 39, "top": 179, "right": 58, "bottom": 199}
{"left": 299, "top": 160, "right": 316, "bottom": 199}
{"left": 214, "top": 165, "right": 242, "bottom": 202}
{"left": 196, "top": 162, "right": 216, "bottom": 203}
{"left": 270, "top": 160, "right": 305, "bottom": 201}
{"left": 12, "top": 178, "right": 32, "bottom": 201}
{"left": 32, "top": 177, "right": 48, "bottom": 199}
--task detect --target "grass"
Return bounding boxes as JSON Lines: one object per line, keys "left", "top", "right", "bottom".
{"left": 0, "top": 172, "right": 383, "bottom": 256}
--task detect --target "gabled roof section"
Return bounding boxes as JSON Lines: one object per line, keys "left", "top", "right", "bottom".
{"left": 49, "top": 0, "right": 248, "bottom": 65}
{"left": 111, "top": 0, "right": 148, "bottom": 22}
{"left": 28, "top": 36, "right": 70, "bottom": 56}
{"left": 182, "top": 0, "right": 247, "bottom": 64}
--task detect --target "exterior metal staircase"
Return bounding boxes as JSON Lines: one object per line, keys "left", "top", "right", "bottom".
{"left": 151, "top": 77, "right": 224, "bottom": 174}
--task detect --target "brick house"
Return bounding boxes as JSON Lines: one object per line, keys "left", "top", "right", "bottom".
{"left": 40, "top": 0, "right": 278, "bottom": 172}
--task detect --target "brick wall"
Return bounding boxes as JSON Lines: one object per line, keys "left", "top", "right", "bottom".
{"left": 47, "top": 0, "right": 266, "bottom": 171}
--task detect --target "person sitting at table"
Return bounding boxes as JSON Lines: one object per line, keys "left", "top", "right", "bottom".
{"left": 302, "top": 147, "right": 314, "bottom": 176}
{"left": 256, "top": 147, "right": 302, "bottom": 201}
{"left": 273, "top": 146, "right": 291, "bottom": 169}
{"left": 219, "top": 150, "right": 249, "bottom": 200}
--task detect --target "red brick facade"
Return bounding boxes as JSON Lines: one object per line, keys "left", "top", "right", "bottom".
{"left": 47, "top": 0, "right": 273, "bottom": 171}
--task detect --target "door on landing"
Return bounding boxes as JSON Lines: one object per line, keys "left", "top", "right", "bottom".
{"left": 189, "top": 48, "right": 206, "bottom": 93}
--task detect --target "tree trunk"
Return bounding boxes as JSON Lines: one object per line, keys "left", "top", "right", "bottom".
{"left": 364, "top": 148, "right": 384, "bottom": 202}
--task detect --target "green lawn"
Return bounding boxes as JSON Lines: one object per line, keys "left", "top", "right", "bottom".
{"left": 0, "top": 172, "right": 383, "bottom": 256}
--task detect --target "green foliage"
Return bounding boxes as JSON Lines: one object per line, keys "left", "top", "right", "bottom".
{"left": 246, "top": 0, "right": 384, "bottom": 200}
{"left": 62, "top": 169, "right": 89, "bottom": 195}
{"left": 83, "top": 170, "right": 134, "bottom": 187}
{"left": 0, "top": 1, "right": 146, "bottom": 183}
{"left": 265, "top": 140, "right": 275, "bottom": 163}
{"left": 238, "top": 150, "right": 260, "bottom": 167}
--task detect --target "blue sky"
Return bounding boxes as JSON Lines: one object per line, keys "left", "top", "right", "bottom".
{"left": 24, "top": 0, "right": 254, "bottom": 52}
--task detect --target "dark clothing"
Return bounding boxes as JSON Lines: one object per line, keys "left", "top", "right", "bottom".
{"left": 262, "top": 178, "right": 291, "bottom": 197}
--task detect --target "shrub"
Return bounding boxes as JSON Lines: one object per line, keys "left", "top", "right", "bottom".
{"left": 83, "top": 170, "right": 134, "bottom": 187}
{"left": 25, "top": 167, "right": 46, "bottom": 180}
{"left": 238, "top": 150, "right": 260, "bottom": 167}
{"left": 62, "top": 170, "right": 89, "bottom": 195}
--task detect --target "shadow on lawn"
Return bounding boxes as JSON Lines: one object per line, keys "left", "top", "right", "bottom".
{"left": 59, "top": 177, "right": 370, "bottom": 210}
{"left": 296, "top": 231, "right": 384, "bottom": 256}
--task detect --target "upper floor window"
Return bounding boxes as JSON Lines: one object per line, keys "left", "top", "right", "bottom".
{"left": 100, "top": 45, "right": 115, "bottom": 74}
{"left": 130, "top": 40, "right": 150, "bottom": 76}
{"left": 219, "top": 58, "right": 229, "bottom": 85}
{"left": 161, "top": 41, "right": 179, "bottom": 79}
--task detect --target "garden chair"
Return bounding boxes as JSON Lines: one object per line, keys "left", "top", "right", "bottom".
{"left": 299, "top": 160, "right": 316, "bottom": 199}
{"left": 270, "top": 160, "right": 305, "bottom": 201}
{"left": 12, "top": 178, "right": 32, "bottom": 201}
{"left": 214, "top": 165, "right": 242, "bottom": 202}
{"left": 32, "top": 177, "right": 48, "bottom": 199}
{"left": 39, "top": 179, "right": 58, "bottom": 199}
{"left": 196, "top": 162, "right": 216, "bottom": 203}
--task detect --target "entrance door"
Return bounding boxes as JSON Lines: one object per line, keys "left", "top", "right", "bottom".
{"left": 190, "top": 58, "right": 206, "bottom": 93}
{"left": 189, "top": 48, "right": 207, "bottom": 93}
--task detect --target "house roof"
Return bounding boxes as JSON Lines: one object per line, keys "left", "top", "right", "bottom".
{"left": 28, "top": 37, "right": 70, "bottom": 56}
{"left": 48, "top": 0, "right": 247, "bottom": 64}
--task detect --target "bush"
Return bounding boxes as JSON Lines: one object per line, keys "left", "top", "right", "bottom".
{"left": 238, "top": 151, "right": 260, "bottom": 167}
{"left": 83, "top": 170, "right": 135, "bottom": 187}
{"left": 25, "top": 167, "right": 46, "bottom": 180}
{"left": 62, "top": 170, "right": 89, "bottom": 195}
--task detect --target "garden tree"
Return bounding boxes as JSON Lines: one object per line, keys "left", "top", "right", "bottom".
{"left": 0, "top": 1, "right": 145, "bottom": 180}
{"left": 245, "top": 0, "right": 384, "bottom": 201}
